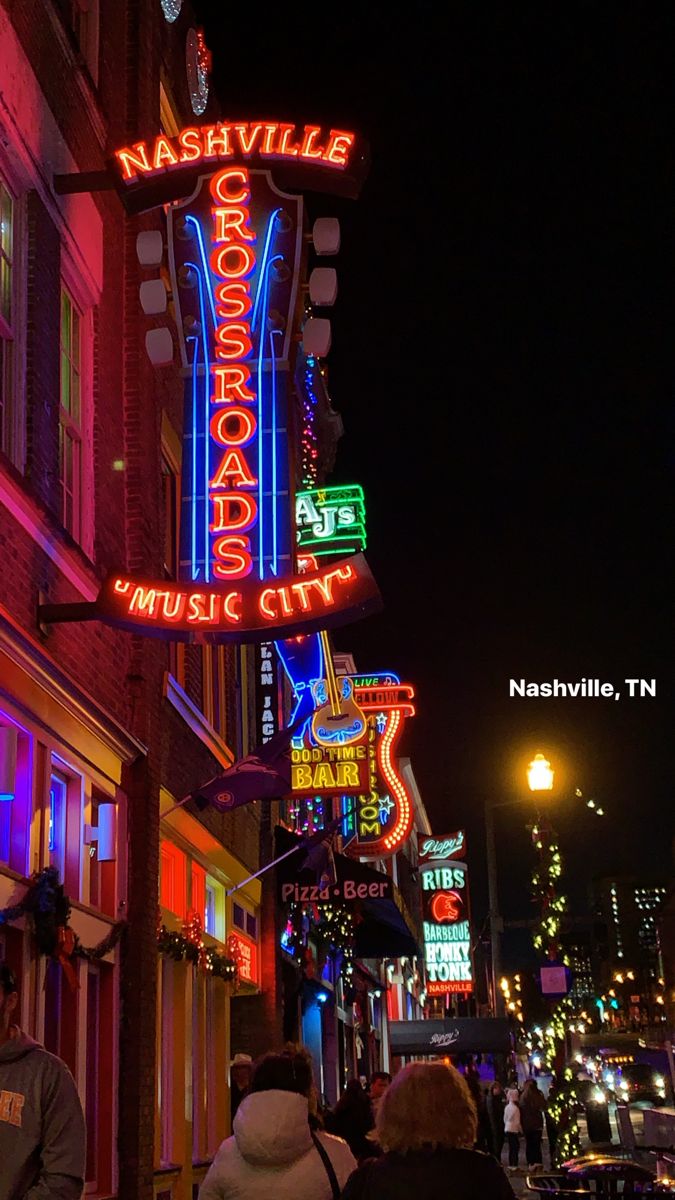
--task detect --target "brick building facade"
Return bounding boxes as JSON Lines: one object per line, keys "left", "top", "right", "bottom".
{"left": 0, "top": 3, "right": 269, "bottom": 1197}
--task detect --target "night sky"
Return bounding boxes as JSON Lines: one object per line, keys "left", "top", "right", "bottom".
{"left": 196, "top": 7, "right": 674, "bottom": 923}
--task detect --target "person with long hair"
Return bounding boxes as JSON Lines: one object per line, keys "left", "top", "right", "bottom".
{"left": 325, "top": 1079, "right": 374, "bottom": 1161}
{"left": 520, "top": 1078, "right": 546, "bottom": 1169}
{"left": 199, "top": 1050, "right": 356, "bottom": 1198}
{"left": 340, "top": 1062, "right": 516, "bottom": 1198}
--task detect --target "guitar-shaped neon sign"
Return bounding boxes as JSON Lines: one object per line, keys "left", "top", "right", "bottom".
{"left": 310, "top": 630, "right": 366, "bottom": 746}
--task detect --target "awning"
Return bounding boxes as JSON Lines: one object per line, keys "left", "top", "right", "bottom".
{"left": 389, "top": 1018, "right": 512, "bottom": 1058}
{"left": 275, "top": 826, "right": 419, "bottom": 959}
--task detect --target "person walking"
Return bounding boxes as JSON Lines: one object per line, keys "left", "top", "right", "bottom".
{"left": 487, "top": 1081, "right": 506, "bottom": 1162}
{"left": 325, "top": 1079, "right": 374, "bottom": 1162}
{"left": 520, "top": 1079, "right": 546, "bottom": 1169}
{"left": 0, "top": 963, "right": 86, "bottom": 1200}
{"left": 503, "top": 1087, "right": 522, "bottom": 1173}
{"left": 367, "top": 1071, "right": 391, "bottom": 1121}
{"left": 199, "top": 1050, "right": 356, "bottom": 1198}
{"left": 230, "top": 1052, "right": 253, "bottom": 1124}
{"left": 340, "top": 1061, "right": 516, "bottom": 1198}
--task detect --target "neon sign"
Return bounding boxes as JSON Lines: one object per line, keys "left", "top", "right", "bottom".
{"left": 92, "top": 554, "right": 380, "bottom": 642}
{"left": 168, "top": 166, "right": 301, "bottom": 584}
{"left": 114, "top": 123, "right": 357, "bottom": 183}
{"left": 350, "top": 681, "right": 416, "bottom": 857}
{"left": 296, "top": 485, "right": 366, "bottom": 558}
{"left": 420, "top": 839, "right": 474, "bottom": 996}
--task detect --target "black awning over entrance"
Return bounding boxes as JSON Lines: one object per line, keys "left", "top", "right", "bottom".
{"left": 275, "top": 826, "right": 419, "bottom": 959}
{"left": 389, "top": 1018, "right": 512, "bottom": 1058}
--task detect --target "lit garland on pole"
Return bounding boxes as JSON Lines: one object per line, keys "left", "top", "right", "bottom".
{"left": 528, "top": 820, "right": 581, "bottom": 1163}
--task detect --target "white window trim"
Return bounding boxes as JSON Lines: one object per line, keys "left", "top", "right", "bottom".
{"left": 59, "top": 268, "right": 94, "bottom": 560}
{"left": 0, "top": 153, "right": 27, "bottom": 472}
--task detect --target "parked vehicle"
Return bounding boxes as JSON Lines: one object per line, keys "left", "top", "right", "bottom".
{"left": 613, "top": 1063, "right": 668, "bottom": 1106}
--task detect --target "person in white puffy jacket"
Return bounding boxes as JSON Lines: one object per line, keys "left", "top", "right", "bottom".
{"left": 199, "top": 1050, "right": 356, "bottom": 1199}
{"left": 503, "top": 1088, "right": 522, "bottom": 1173}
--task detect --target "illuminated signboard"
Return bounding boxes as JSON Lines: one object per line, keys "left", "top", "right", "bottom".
{"left": 167, "top": 167, "right": 301, "bottom": 585}
{"left": 90, "top": 555, "right": 379, "bottom": 643}
{"left": 42, "top": 123, "right": 379, "bottom": 647}
{"left": 419, "top": 830, "right": 466, "bottom": 866}
{"left": 228, "top": 930, "right": 258, "bottom": 985}
{"left": 296, "top": 485, "right": 366, "bottom": 559}
{"left": 111, "top": 121, "right": 367, "bottom": 213}
{"left": 256, "top": 642, "right": 278, "bottom": 745}
{"left": 421, "top": 837, "right": 474, "bottom": 996}
{"left": 350, "top": 680, "right": 416, "bottom": 858}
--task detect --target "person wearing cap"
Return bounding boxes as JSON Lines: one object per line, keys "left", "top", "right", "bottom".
{"left": 230, "top": 1052, "right": 253, "bottom": 1124}
{"left": 0, "top": 962, "right": 86, "bottom": 1199}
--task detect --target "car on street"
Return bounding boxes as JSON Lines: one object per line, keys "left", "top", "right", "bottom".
{"left": 613, "top": 1062, "right": 668, "bottom": 1105}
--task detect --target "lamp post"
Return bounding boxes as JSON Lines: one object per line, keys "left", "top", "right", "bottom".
{"left": 486, "top": 752, "right": 555, "bottom": 1016}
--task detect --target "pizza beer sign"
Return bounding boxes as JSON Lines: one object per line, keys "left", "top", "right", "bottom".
{"left": 420, "top": 832, "right": 474, "bottom": 996}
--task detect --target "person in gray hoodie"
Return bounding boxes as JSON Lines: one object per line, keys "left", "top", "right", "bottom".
{"left": 0, "top": 963, "right": 86, "bottom": 1200}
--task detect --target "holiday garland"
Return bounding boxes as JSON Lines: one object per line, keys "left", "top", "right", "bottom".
{"left": 1, "top": 868, "right": 237, "bottom": 987}
{"left": 527, "top": 821, "right": 581, "bottom": 1165}
{"left": 158, "top": 908, "right": 238, "bottom": 984}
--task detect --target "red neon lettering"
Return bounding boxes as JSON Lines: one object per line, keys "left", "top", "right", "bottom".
{"left": 178, "top": 127, "right": 203, "bottom": 162}
{"left": 210, "top": 493, "right": 257, "bottom": 533}
{"left": 299, "top": 126, "right": 326, "bottom": 160}
{"left": 153, "top": 136, "right": 179, "bottom": 170}
{"left": 277, "top": 124, "right": 301, "bottom": 157}
{"left": 204, "top": 124, "right": 233, "bottom": 157}
{"left": 277, "top": 587, "right": 293, "bottom": 617}
{"left": 187, "top": 594, "right": 214, "bottom": 623}
{"left": 223, "top": 592, "right": 242, "bottom": 622}
{"left": 210, "top": 407, "right": 256, "bottom": 447}
{"left": 211, "top": 206, "right": 255, "bottom": 243}
{"left": 212, "top": 207, "right": 256, "bottom": 244}
{"left": 113, "top": 579, "right": 131, "bottom": 595}
{"left": 210, "top": 447, "right": 257, "bottom": 490}
{"left": 324, "top": 130, "right": 355, "bottom": 166}
{"left": 210, "top": 243, "right": 256, "bottom": 280}
{"left": 259, "top": 588, "right": 277, "bottom": 619}
{"left": 115, "top": 142, "right": 151, "bottom": 180}
{"left": 233, "top": 123, "right": 264, "bottom": 155}
{"left": 261, "top": 123, "right": 279, "bottom": 155}
{"left": 291, "top": 579, "right": 313, "bottom": 611}
{"left": 211, "top": 366, "right": 256, "bottom": 404}
{"left": 215, "top": 282, "right": 252, "bottom": 320}
{"left": 209, "top": 168, "right": 250, "bottom": 205}
{"left": 215, "top": 322, "right": 253, "bottom": 361}
{"left": 212, "top": 536, "right": 252, "bottom": 580}
{"left": 162, "top": 592, "right": 185, "bottom": 622}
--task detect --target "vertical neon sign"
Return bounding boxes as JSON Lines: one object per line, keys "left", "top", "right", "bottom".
{"left": 168, "top": 168, "right": 301, "bottom": 588}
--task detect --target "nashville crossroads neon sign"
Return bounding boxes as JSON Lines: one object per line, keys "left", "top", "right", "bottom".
{"left": 94, "top": 553, "right": 380, "bottom": 643}
{"left": 114, "top": 122, "right": 356, "bottom": 184}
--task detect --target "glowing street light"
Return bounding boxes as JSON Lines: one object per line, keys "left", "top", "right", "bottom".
{"left": 528, "top": 753, "right": 554, "bottom": 792}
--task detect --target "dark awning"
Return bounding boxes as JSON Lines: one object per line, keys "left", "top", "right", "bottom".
{"left": 389, "top": 1018, "right": 512, "bottom": 1058}
{"left": 275, "top": 826, "right": 419, "bottom": 959}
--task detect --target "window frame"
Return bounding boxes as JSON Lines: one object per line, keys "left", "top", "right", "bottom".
{"left": 58, "top": 273, "right": 94, "bottom": 556}
{"left": 0, "top": 161, "right": 26, "bottom": 470}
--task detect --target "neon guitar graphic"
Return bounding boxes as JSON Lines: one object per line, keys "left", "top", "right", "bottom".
{"left": 310, "top": 630, "right": 366, "bottom": 746}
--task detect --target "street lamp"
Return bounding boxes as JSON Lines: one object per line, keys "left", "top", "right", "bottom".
{"left": 486, "top": 751, "right": 555, "bottom": 1016}
{"left": 527, "top": 753, "right": 554, "bottom": 792}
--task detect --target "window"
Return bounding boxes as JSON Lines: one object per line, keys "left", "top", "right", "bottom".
{"left": 162, "top": 452, "right": 179, "bottom": 578}
{"left": 0, "top": 174, "right": 22, "bottom": 466}
{"left": 205, "top": 884, "right": 216, "bottom": 937}
{"left": 232, "top": 902, "right": 257, "bottom": 942}
{"left": 202, "top": 646, "right": 229, "bottom": 741}
{"left": 205, "top": 875, "right": 225, "bottom": 942}
{"left": 49, "top": 769, "right": 68, "bottom": 881}
{"left": 160, "top": 840, "right": 187, "bottom": 919}
{"left": 59, "top": 288, "right": 83, "bottom": 540}
{"left": 71, "top": 0, "right": 99, "bottom": 84}
{"left": 191, "top": 861, "right": 206, "bottom": 923}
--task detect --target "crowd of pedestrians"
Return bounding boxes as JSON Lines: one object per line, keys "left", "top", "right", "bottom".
{"left": 0, "top": 957, "right": 545, "bottom": 1199}
{"left": 200, "top": 1051, "right": 519, "bottom": 1198}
